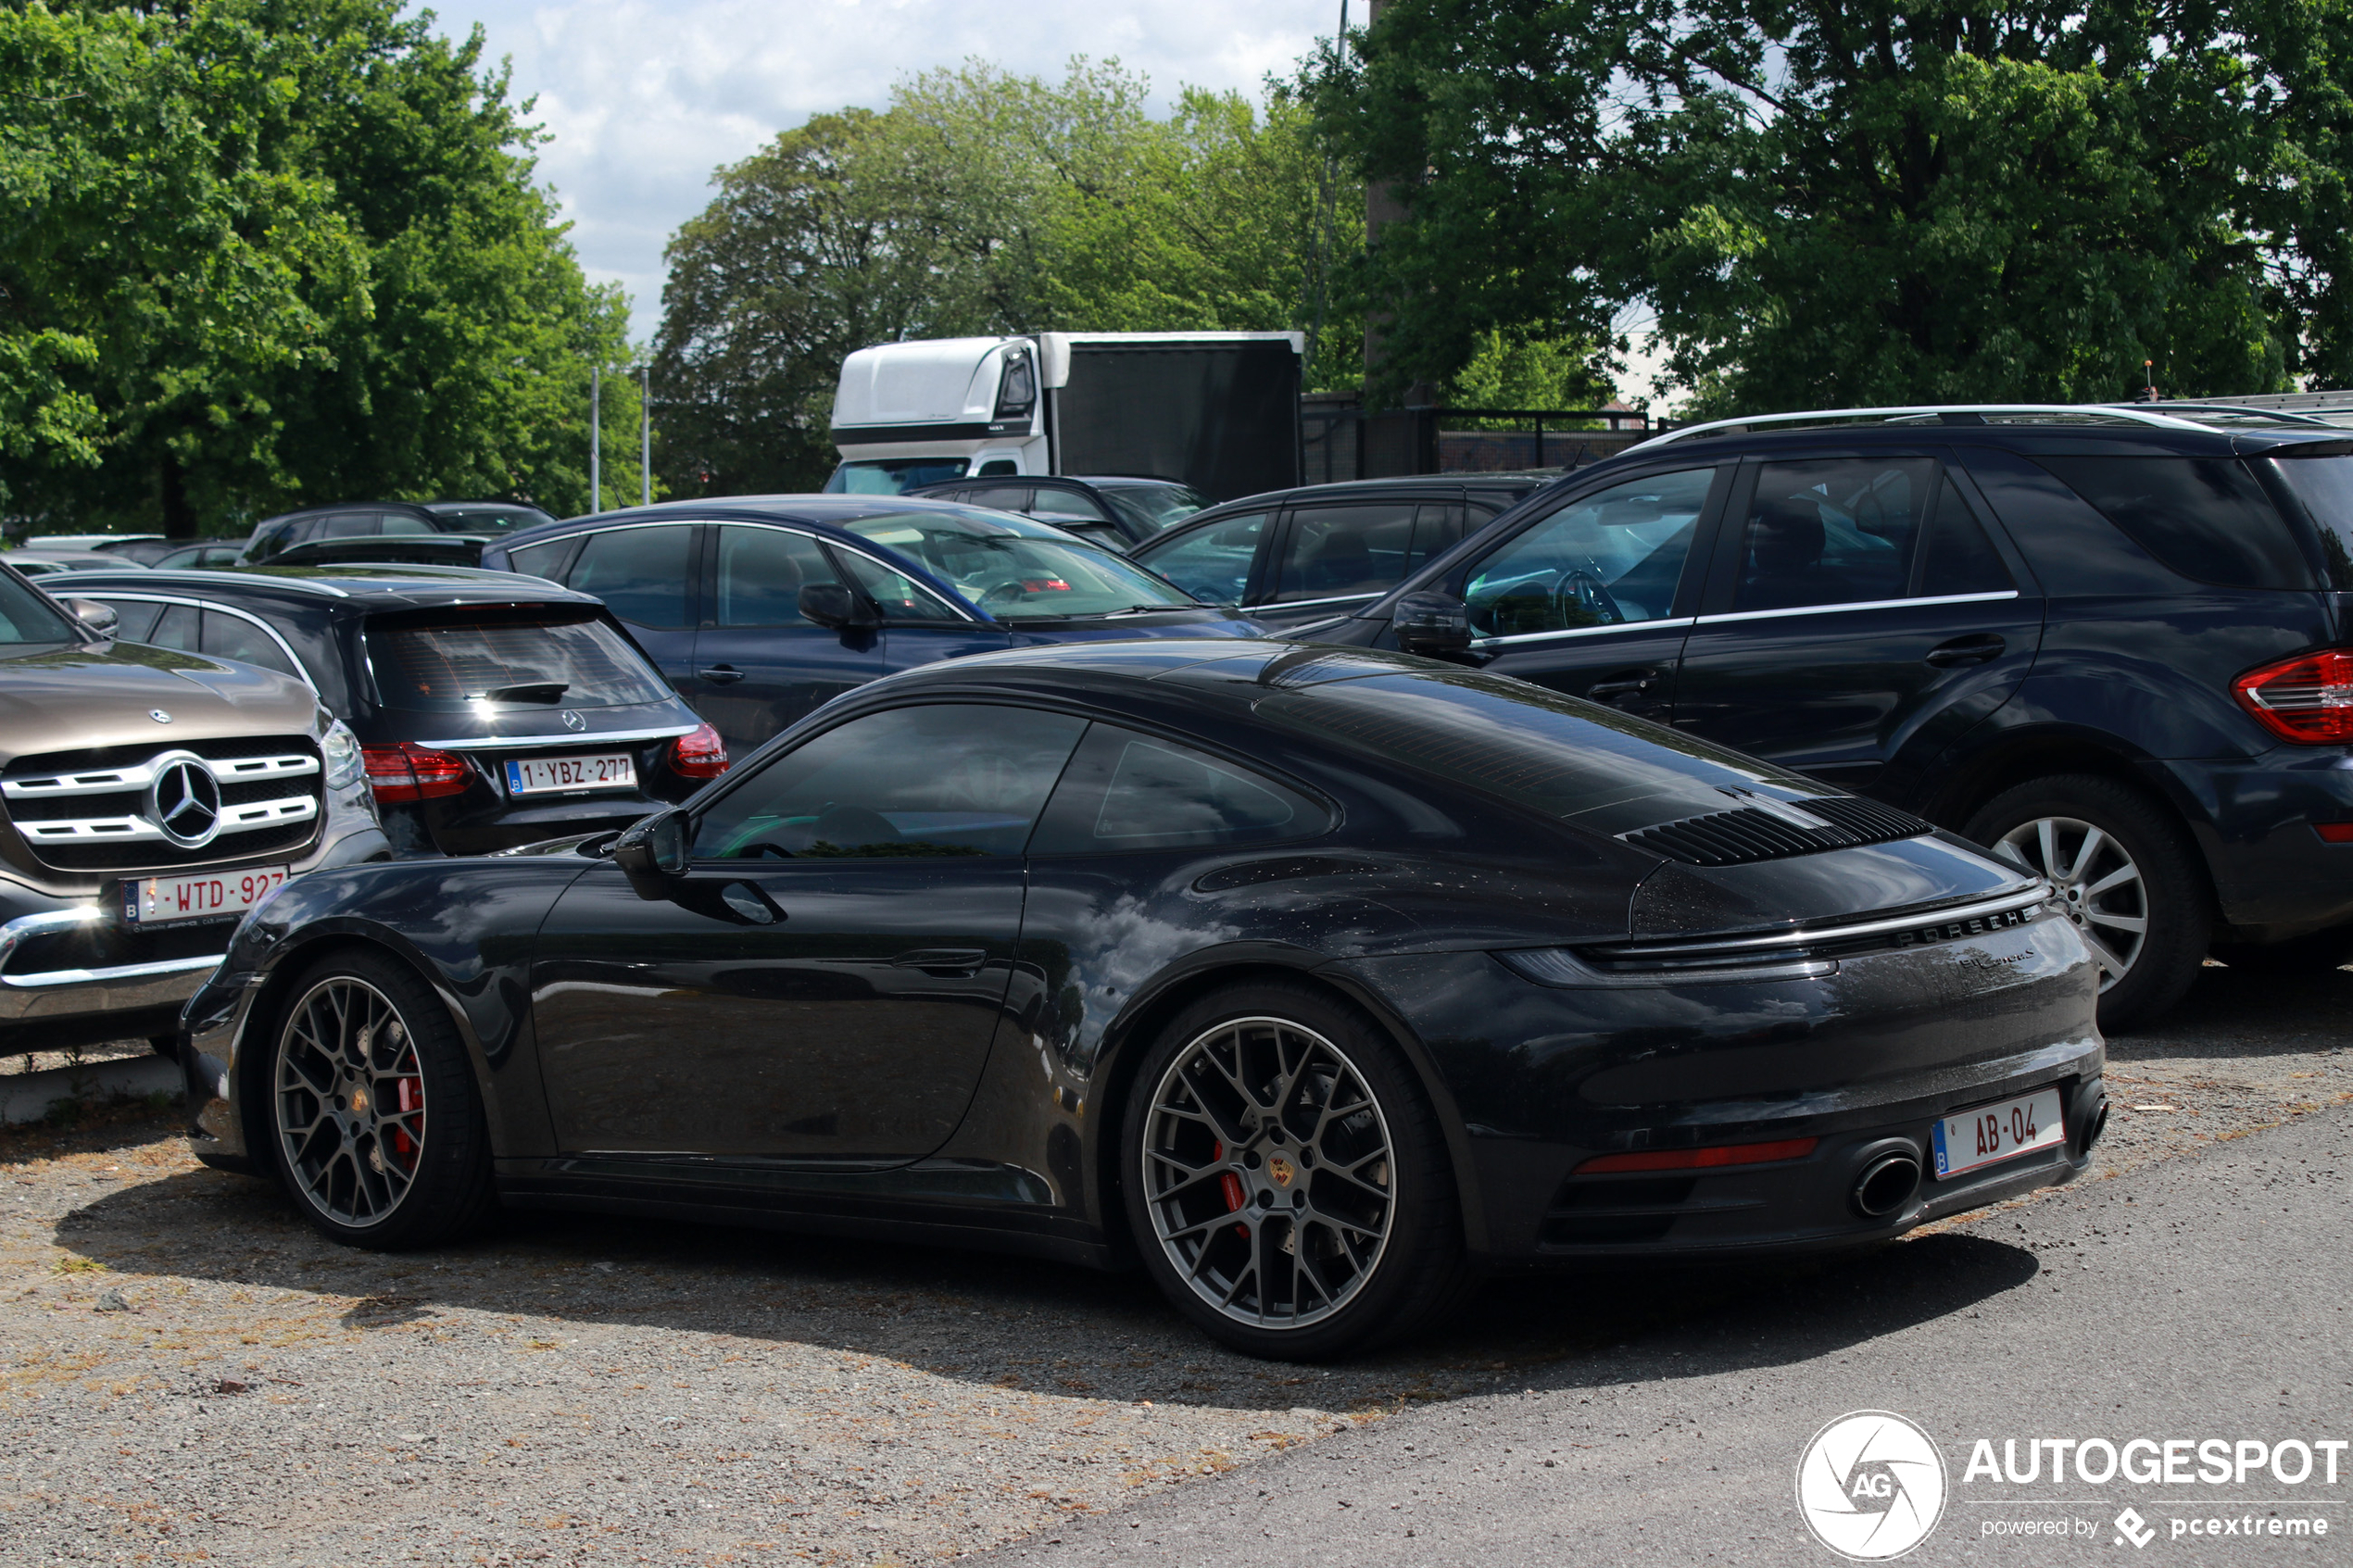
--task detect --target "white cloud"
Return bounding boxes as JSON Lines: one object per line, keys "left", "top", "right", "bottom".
{"left": 417, "top": 0, "right": 1341, "bottom": 342}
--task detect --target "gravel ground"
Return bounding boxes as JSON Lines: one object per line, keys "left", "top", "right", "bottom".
{"left": 3, "top": 959, "right": 2347, "bottom": 1566}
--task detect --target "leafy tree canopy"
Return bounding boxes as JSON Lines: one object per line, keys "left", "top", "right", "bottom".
{"left": 1318, "top": 0, "right": 2353, "bottom": 413}
{"left": 653, "top": 58, "right": 1364, "bottom": 497}
{"left": 1, "top": 0, "right": 633, "bottom": 534}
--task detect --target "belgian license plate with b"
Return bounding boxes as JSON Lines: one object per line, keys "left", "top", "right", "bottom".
{"left": 1931, "top": 1086, "right": 2067, "bottom": 1178}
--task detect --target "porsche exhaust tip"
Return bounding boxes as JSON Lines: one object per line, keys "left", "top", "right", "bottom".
{"left": 1852, "top": 1150, "right": 1922, "bottom": 1219}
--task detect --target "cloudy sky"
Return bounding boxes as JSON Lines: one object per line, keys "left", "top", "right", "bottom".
{"left": 416, "top": 0, "right": 1347, "bottom": 344}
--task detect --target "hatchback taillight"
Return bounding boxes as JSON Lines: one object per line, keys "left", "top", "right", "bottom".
{"left": 2232, "top": 649, "right": 2353, "bottom": 743}
{"left": 362, "top": 742, "right": 472, "bottom": 802}
{"left": 669, "top": 722, "right": 728, "bottom": 780}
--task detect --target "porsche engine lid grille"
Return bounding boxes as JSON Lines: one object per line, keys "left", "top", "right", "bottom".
{"left": 1619, "top": 793, "right": 1929, "bottom": 866}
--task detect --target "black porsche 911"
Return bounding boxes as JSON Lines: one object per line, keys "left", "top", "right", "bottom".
{"left": 179, "top": 640, "right": 2106, "bottom": 1359}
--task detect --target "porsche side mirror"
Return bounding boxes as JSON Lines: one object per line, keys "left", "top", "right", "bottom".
{"left": 1391, "top": 591, "right": 1473, "bottom": 661}
{"left": 612, "top": 809, "right": 689, "bottom": 899}
{"left": 63, "top": 598, "right": 119, "bottom": 639}
{"left": 798, "top": 582, "right": 879, "bottom": 630}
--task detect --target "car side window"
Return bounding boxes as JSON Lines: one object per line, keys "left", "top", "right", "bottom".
{"left": 1028, "top": 488, "right": 1112, "bottom": 522}
{"left": 147, "top": 603, "right": 199, "bottom": 652}
{"left": 568, "top": 525, "right": 695, "bottom": 628}
{"left": 319, "top": 512, "right": 379, "bottom": 539}
{"left": 1408, "top": 502, "right": 1468, "bottom": 573}
{"left": 1135, "top": 512, "right": 1266, "bottom": 605}
{"left": 198, "top": 610, "right": 304, "bottom": 680}
{"left": 833, "top": 549, "right": 966, "bottom": 622}
{"left": 246, "top": 521, "right": 298, "bottom": 560}
{"left": 1917, "top": 477, "right": 2014, "bottom": 596}
{"left": 715, "top": 525, "right": 845, "bottom": 627}
{"left": 1463, "top": 469, "right": 1712, "bottom": 636}
{"left": 506, "top": 536, "right": 579, "bottom": 581}
{"left": 691, "top": 704, "right": 1088, "bottom": 860}
{"left": 98, "top": 599, "right": 164, "bottom": 642}
{"left": 1273, "top": 502, "right": 1422, "bottom": 602}
{"left": 964, "top": 485, "right": 1033, "bottom": 511}
{"left": 1029, "top": 723, "right": 1327, "bottom": 854}
{"left": 381, "top": 514, "right": 436, "bottom": 536}
{"left": 1732, "top": 458, "right": 1937, "bottom": 612}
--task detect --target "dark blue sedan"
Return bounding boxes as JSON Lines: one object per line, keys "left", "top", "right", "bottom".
{"left": 484, "top": 497, "right": 1265, "bottom": 754}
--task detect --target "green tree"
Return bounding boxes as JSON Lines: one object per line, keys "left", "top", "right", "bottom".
{"left": 653, "top": 58, "right": 1362, "bottom": 496}
{"left": 1318, "top": 0, "right": 2353, "bottom": 412}
{"left": 0, "top": 0, "right": 626, "bottom": 535}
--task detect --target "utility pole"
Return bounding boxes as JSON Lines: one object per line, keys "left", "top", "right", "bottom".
{"left": 589, "top": 365, "right": 602, "bottom": 512}
{"left": 640, "top": 365, "right": 652, "bottom": 507}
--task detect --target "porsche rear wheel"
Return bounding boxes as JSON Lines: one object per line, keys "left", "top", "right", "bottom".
{"left": 267, "top": 948, "right": 495, "bottom": 1249}
{"left": 1125, "top": 980, "right": 1470, "bottom": 1360}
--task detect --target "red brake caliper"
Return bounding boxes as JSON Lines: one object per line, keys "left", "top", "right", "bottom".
{"left": 391, "top": 1077, "right": 422, "bottom": 1165}
{"left": 1214, "top": 1140, "right": 1247, "bottom": 1236}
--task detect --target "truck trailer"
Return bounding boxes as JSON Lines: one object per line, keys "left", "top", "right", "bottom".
{"left": 825, "top": 332, "right": 1303, "bottom": 502}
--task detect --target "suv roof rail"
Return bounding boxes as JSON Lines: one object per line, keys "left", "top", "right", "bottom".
{"left": 1619, "top": 403, "right": 2218, "bottom": 456}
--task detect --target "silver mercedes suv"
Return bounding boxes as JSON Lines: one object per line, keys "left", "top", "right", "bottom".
{"left": 0, "top": 564, "right": 386, "bottom": 1059}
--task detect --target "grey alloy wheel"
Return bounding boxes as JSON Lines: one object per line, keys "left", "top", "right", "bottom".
{"left": 1990, "top": 814, "right": 2148, "bottom": 990}
{"left": 1139, "top": 1015, "right": 1396, "bottom": 1331}
{"left": 272, "top": 975, "right": 429, "bottom": 1228}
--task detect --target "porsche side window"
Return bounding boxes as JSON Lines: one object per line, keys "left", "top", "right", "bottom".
{"left": 1462, "top": 469, "right": 1711, "bottom": 636}
{"left": 691, "top": 704, "right": 1088, "bottom": 860}
{"left": 1134, "top": 512, "right": 1266, "bottom": 605}
{"left": 1028, "top": 724, "right": 1327, "bottom": 854}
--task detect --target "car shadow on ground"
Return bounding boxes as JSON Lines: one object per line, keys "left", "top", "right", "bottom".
{"left": 2110, "top": 960, "right": 2353, "bottom": 1059}
{"left": 44, "top": 1135, "right": 2040, "bottom": 1411}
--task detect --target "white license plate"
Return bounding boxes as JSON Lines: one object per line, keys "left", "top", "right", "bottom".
{"left": 503, "top": 753, "right": 636, "bottom": 796}
{"left": 124, "top": 866, "right": 289, "bottom": 926}
{"left": 1931, "top": 1086, "right": 2067, "bottom": 1178}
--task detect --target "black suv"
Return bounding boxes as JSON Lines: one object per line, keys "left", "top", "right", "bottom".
{"left": 1301, "top": 405, "right": 2353, "bottom": 1027}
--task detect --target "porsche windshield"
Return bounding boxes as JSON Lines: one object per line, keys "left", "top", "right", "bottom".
{"left": 841, "top": 509, "right": 1198, "bottom": 619}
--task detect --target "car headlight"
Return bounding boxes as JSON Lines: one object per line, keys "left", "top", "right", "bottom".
{"left": 321, "top": 718, "right": 363, "bottom": 789}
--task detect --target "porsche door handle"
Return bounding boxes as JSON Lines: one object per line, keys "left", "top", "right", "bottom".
{"left": 697, "top": 664, "right": 746, "bottom": 684}
{"left": 1924, "top": 634, "right": 2006, "bottom": 668}
{"left": 890, "top": 948, "right": 988, "bottom": 976}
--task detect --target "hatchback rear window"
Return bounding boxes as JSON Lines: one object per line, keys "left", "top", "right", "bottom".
{"left": 2035, "top": 457, "right": 2315, "bottom": 590}
{"left": 365, "top": 613, "right": 671, "bottom": 710}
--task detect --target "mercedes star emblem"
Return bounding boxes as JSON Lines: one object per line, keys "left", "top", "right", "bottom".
{"left": 146, "top": 755, "right": 222, "bottom": 848}
{"left": 149, "top": 709, "right": 171, "bottom": 723}
{"left": 560, "top": 710, "right": 585, "bottom": 732}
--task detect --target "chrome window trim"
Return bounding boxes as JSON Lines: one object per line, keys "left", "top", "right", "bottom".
{"left": 1262, "top": 591, "right": 1381, "bottom": 611}
{"left": 1472, "top": 616, "right": 1697, "bottom": 650}
{"left": 1691, "top": 589, "right": 2020, "bottom": 627}
{"left": 414, "top": 723, "right": 699, "bottom": 752}
{"left": 79, "top": 593, "right": 320, "bottom": 689}
{"left": 1591, "top": 884, "right": 2052, "bottom": 960}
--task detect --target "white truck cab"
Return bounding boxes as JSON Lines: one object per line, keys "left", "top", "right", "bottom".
{"left": 826, "top": 332, "right": 1304, "bottom": 502}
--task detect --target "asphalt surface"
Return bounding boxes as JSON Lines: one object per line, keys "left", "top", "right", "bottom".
{"left": 980, "top": 1099, "right": 2353, "bottom": 1567}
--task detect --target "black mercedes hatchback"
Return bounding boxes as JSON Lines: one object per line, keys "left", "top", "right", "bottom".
{"left": 181, "top": 640, "right": 2103, "bottom": 1360}
{"left": 1299, "top": 405, "right": 2353, "bottom": 1028}
{"left": 67, "top": 565, "right": 725, "bottom": 856}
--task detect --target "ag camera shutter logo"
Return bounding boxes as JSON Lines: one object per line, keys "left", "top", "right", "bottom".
{"left": 1797, "top": 1411, "right": 1948, "bottom": 1560}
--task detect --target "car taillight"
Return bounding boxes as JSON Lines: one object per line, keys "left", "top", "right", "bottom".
{"left": 2233, "top": 649, "right": 2353, "bottom": 743}
{"left": 669, "top": 721, "right": 728, "bottom": 780}
{"left": 1574, "top": 1136, "right": 1818, "bottom": 1174}
{"left": 361, "top": 743, "right": 472, "bottom": 803}
{"left": 2317, "top": 822, "right": 2353, "bottom": 844}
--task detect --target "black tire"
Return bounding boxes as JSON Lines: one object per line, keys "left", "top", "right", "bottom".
{"left": 1120, "top": 978, "right": 1472, "bottom": 1361}
{"left": 1963, "top": 774, "right": 2211, "bottom": 1032}
{"left": 264, "top": 947, "right": 496, "bottom": 1248}
{"left": 2210, "top": 926, "right": 2353, "bottom": 974}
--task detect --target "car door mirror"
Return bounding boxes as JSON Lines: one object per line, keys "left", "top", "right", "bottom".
{"left": 612, "top": 809, "right": 690, "bottom": 898}
{"left": 62, "top": 599, "right": 119, "bottom": 638}
{"left": 1391, "top": 591, "right": 1473, "bottom": 660}
{"left": 798, "top": 582, "right": 879, "bottom": 630}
